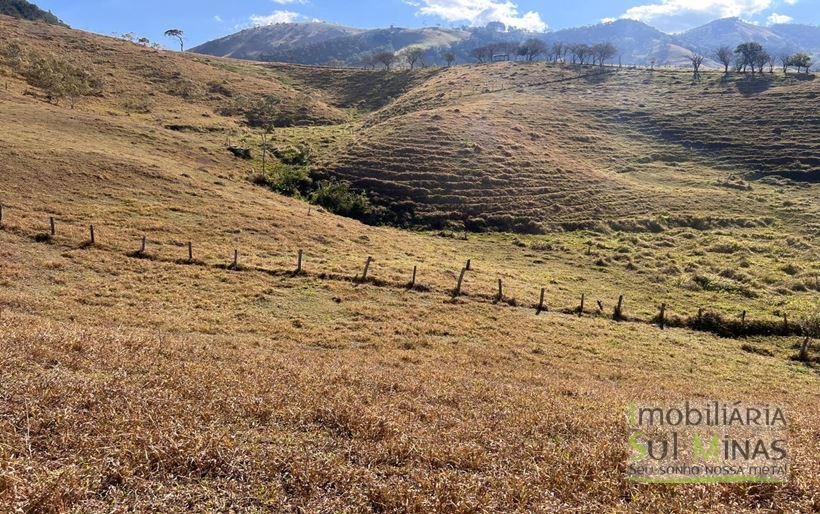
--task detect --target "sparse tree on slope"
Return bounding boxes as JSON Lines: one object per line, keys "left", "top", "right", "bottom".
{"left": 686, "top": 52, "right": 705, "bottom": 78}
{"left": 713, "top": 46, "right": 733, "bottom": 73}
{"left": 518, "top": 38, "right": 547, "bottom": 62}
{"left": 735, "top": 42, "right": 763, "bottom": 73}
{"left": 592, "top": 42, "right": 617, "bottom": 66}
{"left": 373, "top": 51, "right": 396, "bottom": 70}
{"left": 550, "top": 42, "right": 565, "bottom": 63}
{"left": 441, "top": 50, "right": 456, "bottom": 67}
{"left": 164, "top": 29, "right": 184, "bottom": 52}
{"left": 470, "top": 46, "right": 492, "bottom": 63}
{"left": 777, "top": 53, "right": 791, "bottom": 74}
{"left": 789, "top": 53, "right": 812, "bottom": 74}
{"left": 403, "top": 46, "right": 425, "bottom": 69}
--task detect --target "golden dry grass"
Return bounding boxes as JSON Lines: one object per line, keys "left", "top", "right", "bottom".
{"left": 0, "top": 15, "right": 818, "bottom": 513}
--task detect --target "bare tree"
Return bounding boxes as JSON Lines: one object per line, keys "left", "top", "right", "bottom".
{"left": 518, "top": 38, "right": 547, "bottom": 62}
{"left": 713, "top": 46, "right": 733, "bottom": 73}
{"left": 164, "top": 29, "right": 184, "bottom": 52}
{"left": 550, "top": 42, "right": 564, "bottom": 63}
{"left": 592, "top": 42, "right": 617, "bottom": 67}
{"left": 777, "top": 53, "right": 791, "bottom": 74}
{"left": 470, "top": 45, "right": 492, "bottom": 63}
{"left": 686, "top": 52, "right": 705, "bottom": 75}
{"left": 441, "top": 50, "right": 456, "bottom": 67}
{"left": 753, "top": 50, "right": 771, "bottom": 75}
{"left": 402, "top": 46, "right": 425, "bottom": 69}
{"left": 373, "top": 51, "right": 397, "bottom": 70}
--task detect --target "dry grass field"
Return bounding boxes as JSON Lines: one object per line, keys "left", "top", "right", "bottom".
{"left": 0, "top": 15, "right": 818, "bottom": 513}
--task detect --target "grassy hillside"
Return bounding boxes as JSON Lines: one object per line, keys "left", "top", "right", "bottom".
{"left": 311, "top": 63, "right": 819, "bottom": 232}
{"left": 0, "top": 17, "right": 818, "bottom": 512}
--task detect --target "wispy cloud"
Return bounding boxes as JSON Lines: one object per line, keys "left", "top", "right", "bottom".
{"left": 250, "top": 10, "right": 304, "bottom": 26}
{"left": 619, "top": 0, "right": 775, "bottom": 32}
{"left": 406, "top": 1, "right": 547, "bottom": 32}
{"left": 767, "top": 12, "right": 793, "bottom": 24}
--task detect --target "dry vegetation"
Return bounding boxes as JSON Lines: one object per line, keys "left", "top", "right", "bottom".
{"left": 0, "top": 15, "right": 818, "bottom": 513}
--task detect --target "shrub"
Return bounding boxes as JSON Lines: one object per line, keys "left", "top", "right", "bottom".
{"left": 310, "top": 180, "right": 372, "bottom": 220}
{"left": 255, "top": 164, "right": 312, "bottom": 197}
{"left": 272, "top": 145, "right": 310, "bottom": 166}
{"left": 0, "top": 41, "right": 24, "bottom": 70}
{"left": 23, "top": 52, "right": 103, "bottom": 106}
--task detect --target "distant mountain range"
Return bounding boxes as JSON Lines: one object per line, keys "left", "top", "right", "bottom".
{"left": 0, "top": 0, "right": 65, "bottom": 26}
{"left": 193, "top": 17, "right": 820, "bottom": 69}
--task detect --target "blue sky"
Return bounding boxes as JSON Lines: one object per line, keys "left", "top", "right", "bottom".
{"left": 34, "top": 1, "right": 818, "bottom": 47}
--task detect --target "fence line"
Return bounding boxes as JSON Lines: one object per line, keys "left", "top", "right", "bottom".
{"left": 0, "top": 205, "right": 811, "bottom": 341}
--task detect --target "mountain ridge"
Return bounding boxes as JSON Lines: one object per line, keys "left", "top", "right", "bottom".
{"left": 192, "top": 17, "right": 819, "bottom": 68}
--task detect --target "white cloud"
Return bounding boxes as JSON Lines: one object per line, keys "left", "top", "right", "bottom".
{"left": 406, "top": 1, "right": 548, "bottom": 32}
{"left": 601, "top": 17, "right": 617, "bottom": 23}
{"left": 250, "top": 10, "right": 303, "bottom": 26}
{"left": 767, "top": 12, "right": 793, "bottom": 24}
{"left": 213, "top": 15, "right": 223, "bottom": 23}
{"left": 783, "top": 0, "right": 798, "bottom": 5}
{"left": 272, "top": 0, "right": 308, "bottom": 4}
{"left": 620, "top": 0, "right": 775, "bottom": 32}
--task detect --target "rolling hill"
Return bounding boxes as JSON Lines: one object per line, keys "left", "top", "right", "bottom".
{"left": 1, "top": 14, "right": 818, "bottom": 513}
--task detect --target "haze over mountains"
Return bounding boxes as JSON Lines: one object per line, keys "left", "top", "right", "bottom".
{"left": 192, "top": 17, "right": 820, "bottom": 68}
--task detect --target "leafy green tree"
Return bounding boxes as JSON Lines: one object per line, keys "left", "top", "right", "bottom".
{"left": 734, "top": 42, "right": 763, "bottom": 73}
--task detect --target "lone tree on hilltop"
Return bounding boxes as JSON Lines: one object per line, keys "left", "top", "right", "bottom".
{"left": 164, "top": 29, "right": 184, "bottom": 52}
{"left": 518, "top": 38, "right": 547, "bottom": 62}
{"left": 402, "top": 46, "right": 425, "bottom": 69}
{"left": 373, "top": 51, "right": 397, "bottom": 70}
{"left": 713, "top": 46, "right": 733, "bottom": 73}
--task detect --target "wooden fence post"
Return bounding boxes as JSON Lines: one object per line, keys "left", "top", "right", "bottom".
{"left": 578, "top": 293, "right": 585, "bottom": 317}
{"left": 537, "top": 288, "right": 545, "bottom": 315}
{"left": 465, "top": 259, "right": 472, "bottom": 271}
{"left": 89, "top": 224, "right": 95, "bottom": 245}
{"left": 188, "top": 242, "right": 193, "bottom": 262}
{"left": 409, "top": 265, "right": 417, "bottom": 289}
{"left": 232, "top": 249, "right": 238, "bottom": 269}
{"left": 740, "top": 310, "right": 746, "bottom": 336}
{"left": 799, "top": 337, "right": 811, "bottom": 362}
{"left": 496, "top": 279, "right": 503, "bottom": 301}
{"left": 359, "top": 256, "right": 373, "bottom": 283}
{"left": 0, "top": 204, "right": 3, "bottom": 225}
{"left": 697, "top": 308, "right": 703, "bottom": 326}
{"left": 782, "top": 314, "right": 788, "bottom": 334}
{"left": 453, "top": 267, "right": 467, "bottom": 297}
{"left": 659, "top": 303, "right": 666, "bottom": 330}
{"left": 139, "top": 236, "right": 146, "bottom": 255}
{"left": 50, "top": 216, "right": 55, "bottom": 236}
{"left": 614, "top": 294, "right": 624, "bottom": 320}
{"left": 296, "top": 250, "right": 303, "bottom": 274}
